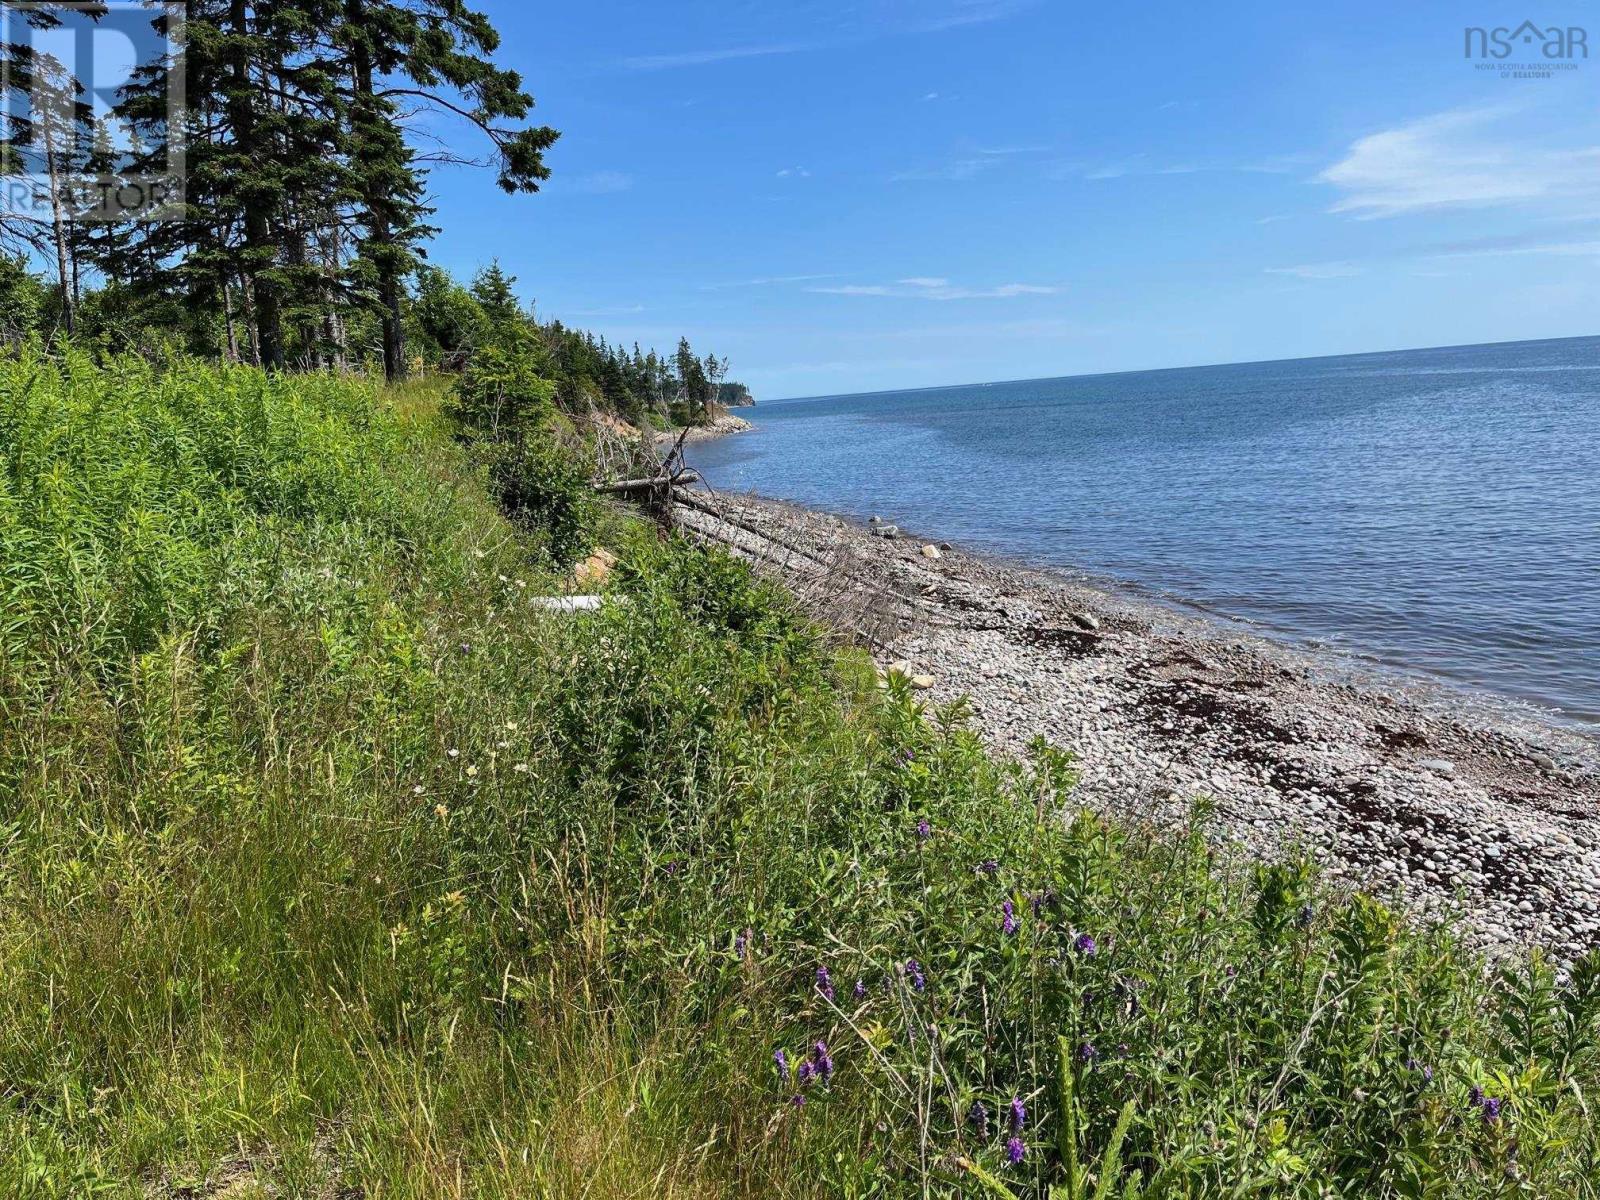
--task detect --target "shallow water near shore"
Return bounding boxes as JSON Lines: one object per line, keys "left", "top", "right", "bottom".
{"left": 689, "top": 336, "right": 1600, "bottom": 732}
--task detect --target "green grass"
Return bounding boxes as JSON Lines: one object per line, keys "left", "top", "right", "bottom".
{"left": 0, "top": 346, "right": 1596, "bottom": 1198}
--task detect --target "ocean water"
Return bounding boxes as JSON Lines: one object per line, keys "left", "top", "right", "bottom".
{"left": 687, "top": 336, "right": 1600, "bottom": 730}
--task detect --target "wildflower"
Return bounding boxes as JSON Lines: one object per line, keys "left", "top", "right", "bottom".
{"left": 1295, "top": 903, "right": 1315, "bottom": 929}
{"left": 1005, "top": 1137, "right": 1026, "bottom": 1166}
{"left": 853, "top": 978, "right": 867, "bottom": 999}
{"left": 816, "top": 966, "right": 835, "bottom": 1001}
{"left": 1117, "top": 1042, "right": 1130, "bottom": 1057}
{"left": 812, "top": 1041, "right": 833, "bottom": 1083}
{"left": 447, "top": 748, "right": 460, "bottom": 759}
{"left": 900, "top": 748, "right": 916, "bottom": 764}
{"left": 458, "top": 642, "right": 471, "bottom": 654}
{"left": 464, "top": 765, "right": 478, "bottom": 778}
{"left": 968, "top": 1100, "right": 990, "bottom": 1138}
{"left": 735, "top": 928, "right": 751, "bottom": 955}
{"left": 1029, "top": 890, "right": 1054, "bottom": 916}
{"left": 498, "top": 574, "right": 508, "bottom": 583}
{"left": 797, "top": 1060, "right": 816, "bottom": 1084}
{"left": 506, "top": 721, "right": 519, "bottom": 731}
{"left": 412, "top": 784, "right": 425, "bottom": 796}
{"left": 916, "top": 818, "right": 931, "bottom": 840}
{"left": 790, "top": 1093, "right": 806, "bottom": 1108}
{"left": 1469, "top": 1085, "right": 1485, "bottom": 1107}
{"left": 496, "top": 740, "right": 509, "bottom": 750}
{"left": 515, "top": 579, "right": 527, "bottom": 589}
{"left": 512, "top": 763, "right": 529, "bottom": 773}
{"left": 1074, "top": 933, "right": 1098, "bottom": 957}
{"left": 1482, "top": 1097, "right": 1503, "bottom": 1123}
{"left": 1010, "top": 1097, "right": 1026, "bottom": 1132}
{"left": 1002, "top": 900, "right": 1019, "bottom": 936}
{"left": 1079, "top": 1042, "right": 1098, "bottom": 1063}
{"left": 978, "top": 859, "right": 1000, "bottom": 876}
{"left": 434, "top": 803, "right": 449, "bottom": 819}
{"left": 904, "top": 959, "right": 926, "bottom": 992}
{"left": 774, "top": 1049, "right": 789, "bottom": 1078}
{"left": 444, "top": 890, "right": 465, "bottom": 906}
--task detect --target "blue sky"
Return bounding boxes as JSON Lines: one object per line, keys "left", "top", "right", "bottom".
{"left": 423, "top": 1, "right": 1600, "bottom": 398}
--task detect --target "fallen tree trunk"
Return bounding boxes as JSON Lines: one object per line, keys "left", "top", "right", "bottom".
{"left": 594, "top": 470, "right": 700, "bottom": 496}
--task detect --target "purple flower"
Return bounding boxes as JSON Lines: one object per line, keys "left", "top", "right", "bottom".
{"left": 774, "top": 1049, "right": 789, "bottom": 1079}
{"left": 1029, "top": 890, "right": 1054, "bottom": 916}
{"left": 1010, "top": 1097, "right": 1026, "bottom": 1132}
{"left": 905, "top": 959, "right": 926, "bottom": 992}
{"left": 968, "top": 1100, "right": 990, "bottom": 1138}
{"left": 1469, "top": 1085, "right": 1485, "bottom": 1107}
{"left": 458, "top": 641, "right": 471, "bottom": 654}
{"left": 816, "top": 966, "right": 834, "bottom": 1001}
{"left": 854, "top": 978, "right": 867, "bottom": 999}
{"left": 901, "top": 748, "right": 917, "bottom": 764}
{"left": 1079, "top": 1041, "right": 1098, "bottom": 1063}
{"left": 1074, "top": 933, "right": 1098, "bottom": 957}
{"left": 1482, "top": 1097, "right": 1503, "bottom": 1123}
{"left": 978, "top": 859, "right": 1000, "bottom": 877}
{"left": 916, "top": 818, "right": 931, "bottom": 840}
{"left": 1002, "top": 900, "right": 1019, "bottom": 936}
{"left": 790, "top": 1093, "right": 806, "bottom": 1108}
{"left": 1005, "top": 1137, "right": 1026, "bottom": 1166}
{"left": 797, "top": 1060, "right": 816, "bottom": 1084}
{"left": 1295, "top": 903, "right": 1315, "bottom": 929}
{"left": 812, "top": 1040, "right": 833, "bottom": 1083}
{"left": 735, "top": 927, "right": 751, "bottom": 955}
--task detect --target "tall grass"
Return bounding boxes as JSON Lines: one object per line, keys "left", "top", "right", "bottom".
{"left": 0, "top": 348, "right": 1595, "bottom": 1197}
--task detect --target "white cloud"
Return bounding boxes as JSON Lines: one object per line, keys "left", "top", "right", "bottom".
{"left": 775, "top": 167, "right": 812, "bottom": 178}
{"left": 701, "top": 273, "right": 839, "bottom": 290}
{"left": 621, "top": 43, "right": 814, "bottom": 70}
{"left": 1318, "top": 105, "right": 1600, "bottom": 219}
{"left": 1264, "top": 262, "right": 1365, "bottom": 280}
{"left": 569, "top": 170, "right": 634, "bottom": 194}
{"left": 809, "top": 277, "right": 1060, "bottom": 300}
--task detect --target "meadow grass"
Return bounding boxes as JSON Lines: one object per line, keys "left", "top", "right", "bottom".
{"left": 0, "top": 347, "right": 1596, "bottom": 1198}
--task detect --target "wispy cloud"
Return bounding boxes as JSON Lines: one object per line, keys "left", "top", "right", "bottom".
{"left": 1318, "top": 104, "right": 1600, "bottom": 219}
{"left": 621, "top": 42, "right": 814, "bottom": 71}
{"left": 565, "top": 303, "right": 647, "bottom": 317}
{"left": 701, "top": 273, "right": 839, "bottom": 291}
{"left": 1264, "top": 262, "right": 1365, "bottom": 280}
{"left": 568, "top": 170, "right": 634, "bottom": 194}
{"left": 894, "top": 143, "right": 1048, "bottom": 182}
{"left": 619, "top": 1, "right": 1034, "bottom": 71}
{"left": 906, "top": 0, "right": 1038, "bottom": 32}
{"left": 809, "top": 277, "right": 1060, "bottom": 300}
{"left": 775, "top": 166, "right": 811, "bottom": 178}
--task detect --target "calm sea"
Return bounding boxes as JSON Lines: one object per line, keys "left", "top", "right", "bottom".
{"left": 687, "top": 336, "right": 1600, "bottom": 730}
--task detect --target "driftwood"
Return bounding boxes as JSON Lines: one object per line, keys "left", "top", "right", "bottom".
{"left": 594, "top": 470, "right": 700, "bottom": 496}
{"left": 589, "top": 417, "right": 935, "bottom": 647}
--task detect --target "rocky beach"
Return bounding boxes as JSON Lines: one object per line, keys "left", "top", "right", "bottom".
{"left": 679, "top": 492, "right": 1600, "bottom": 960}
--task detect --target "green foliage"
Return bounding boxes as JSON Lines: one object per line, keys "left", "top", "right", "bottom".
{"left": 0, "top": 351, "right": 1596, "bottom": 1199}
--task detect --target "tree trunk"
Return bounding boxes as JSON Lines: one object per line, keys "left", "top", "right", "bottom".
{"left": 227, "top": 0, "right": 283, "bottom": 369}
{"left": 346, "top": 2, "right": 407, "bottom": 382}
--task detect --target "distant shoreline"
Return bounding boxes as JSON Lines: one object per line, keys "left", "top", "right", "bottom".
{"left": 654, "top": 412, "right": 753, "bottom": 445}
